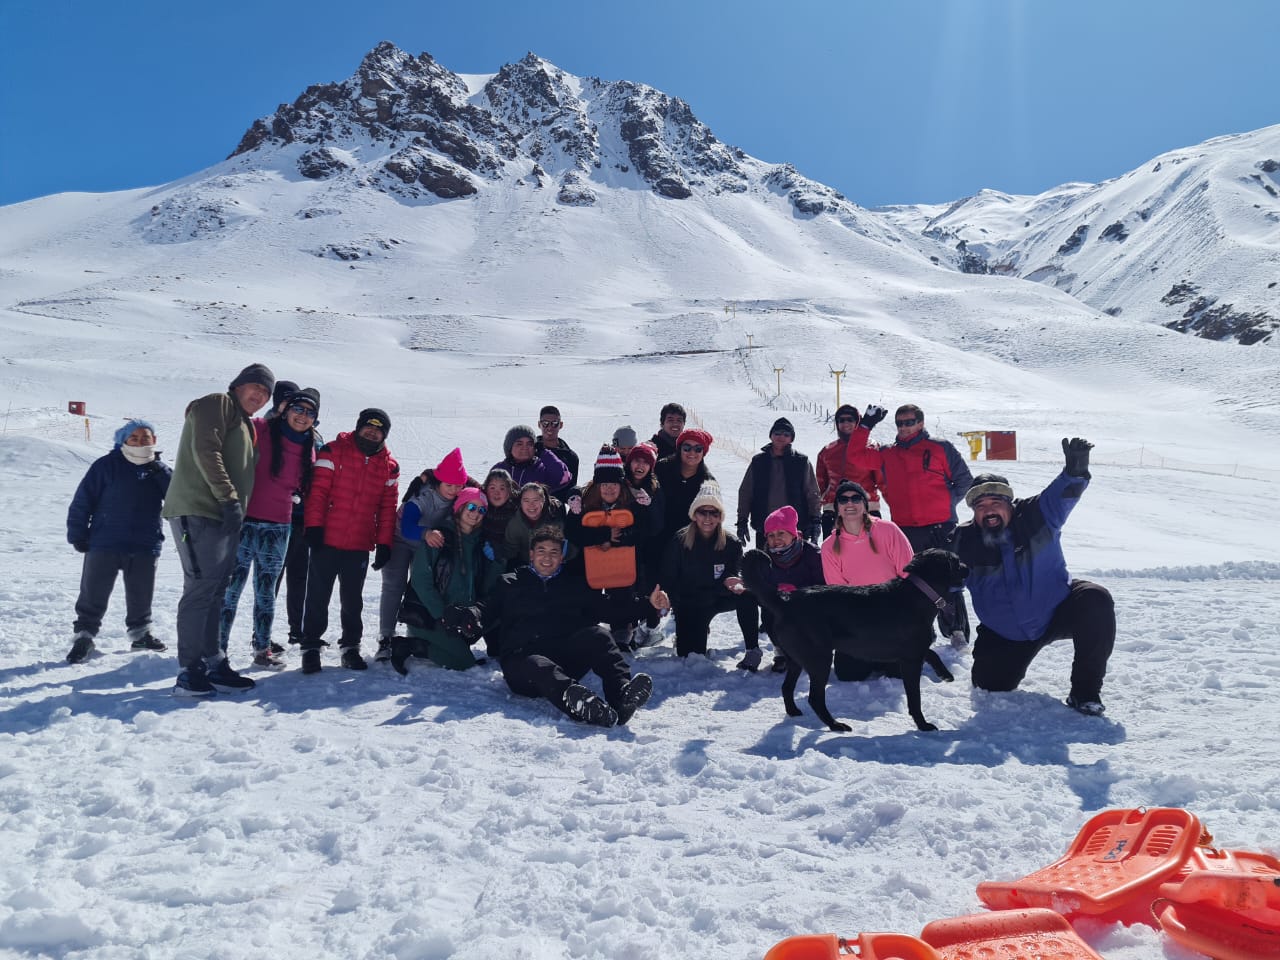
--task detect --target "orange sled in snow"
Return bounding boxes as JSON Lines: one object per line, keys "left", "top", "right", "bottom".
{"left": 1153, "top": 846, "right": 1280, "bottom": 960}
{"left": 920, "top": 908, "right": 1105, "bottom": 960}
{"left": 975, "top": 806, "right": 1207, "bottom": 926}
{"left": 762, "top": 910, "right": 1104, "bottom": 960}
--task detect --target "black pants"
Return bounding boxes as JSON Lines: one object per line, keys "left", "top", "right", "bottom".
{"left": 73, "top": 550, "right": 157, "bottom": 636}
{"left": 500, "top": 626, "right": 632, "bottom": 715}
{"left": 672, "top": 592, "right": 756, "bottom": 657}
{"left": 901, "top": 522, "right": 970, "bottom": 640}
{"left": 300, "top": 545, "right": 369, "bottom": 649}
{"left": 275, "top": 517, "right": 309, "bottom": 639}
{"left": 971, "top": 580, "right": 1115, "bottom": 702}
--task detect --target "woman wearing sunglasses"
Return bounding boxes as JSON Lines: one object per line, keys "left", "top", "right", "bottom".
{"left": 660, "top": 481, "right": 754, "bottom": 658}
{"left": 395, "top": 488, "right": 500, "bottom": 673}
{"left": 653, "top": 427, "right": 715, "bottom": 553}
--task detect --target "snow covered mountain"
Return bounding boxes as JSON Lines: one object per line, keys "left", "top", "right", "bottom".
{"left": 879, "top": 126, "right": 1280, "bottom": 345}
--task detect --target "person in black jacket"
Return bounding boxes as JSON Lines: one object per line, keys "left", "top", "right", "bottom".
{"left": 533, "top": 404, "right": 579, "bottom": 497}
{"left": 65, "top": 419, "right": 172, "bottom": 663}
{"left": 735, "top": 417, "right": 822, "bottom": 548}
{"left": 479, "top": 526, "right": 665, "bottom": 726}
{"left": 660, "top": 481, "right": 754, "bottom": 658}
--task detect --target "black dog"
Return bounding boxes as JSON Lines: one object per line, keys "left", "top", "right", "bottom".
{"left": 741, "top": 548, "right": 968, "bottom": 732}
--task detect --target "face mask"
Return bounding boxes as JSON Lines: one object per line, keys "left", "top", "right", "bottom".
{"left": 121, "top": 444, "right": 156, "bottom": 465}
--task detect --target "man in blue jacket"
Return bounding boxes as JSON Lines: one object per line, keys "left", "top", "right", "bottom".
{"left": 955, "top": 438, "right": 1115, "bottom": 716}
{"left": 66, "top": 419, "right": 172, "bottom": 663}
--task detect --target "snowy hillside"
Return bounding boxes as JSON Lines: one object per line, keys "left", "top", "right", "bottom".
{"left": 879, "top": 126, "right": 1280, "bottom": 345}
{"left": 1, "top": 42, "right": 1280, "bottom": 960}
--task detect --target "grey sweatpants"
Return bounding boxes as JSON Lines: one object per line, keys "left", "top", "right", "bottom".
{"left": 73, "top": 550, "right": 158, "bottom": 637}
{"left": 169, "top": 516, "right": 240, "bottom": 669}
{"left": 377, "top": 538, "right": 419, "bottom": 639}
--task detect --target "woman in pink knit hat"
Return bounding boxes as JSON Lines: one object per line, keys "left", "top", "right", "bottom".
{"left": 376, "top": 447, "right": 475, "bottom": 661}
{"left": 736, "top": 505, "right": 825, "bottom": 673}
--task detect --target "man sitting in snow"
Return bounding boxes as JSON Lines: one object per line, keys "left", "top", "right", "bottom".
{"left": 955, "top": 438, "right": 1115, "bottom": 716}
{"left": 477, "top": 526, "right": 662, "bottom": 727}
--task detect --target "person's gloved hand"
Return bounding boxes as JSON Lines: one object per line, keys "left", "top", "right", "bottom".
{"left": 1062, "top": 437, "right": 1094, "bottom": 477}
{"left": 443, "top": 604, "right": 484, "bottom": 641}
{"left": 860, "top": 405, "right": 888, "bottom": 430}
{"left": 220, "top": 500, "right": 244, "bottom": 534}
{"left": 305, "top": 527, "right": 325, "bottom": 549}
{"left": 805, "top": 521, "right": 822, "bottom": 544}
{"left": 371, "top": 544, "right": 392, "bottom": 571}
{"left": 735, "top": 521, "right": 750, "bottom": 543}
{"left": 73, "top": 541, "right": 89, "bottom": 554}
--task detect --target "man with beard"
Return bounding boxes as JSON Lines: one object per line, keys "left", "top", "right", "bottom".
{"left": 955, "top": 438, "right": 1115, "bottom": 716}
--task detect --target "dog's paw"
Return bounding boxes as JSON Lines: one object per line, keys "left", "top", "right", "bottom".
{"left": 939, "top": 670, "right": 955, "bottom": 683}
{"left": 827, "top": 721, "right": 853, "bottom": 733}
{"left": 915, "top": 721, "right": 939, "bottom": 732}
{"left": 785, "top": 703, "right": 804, "bottom": 718}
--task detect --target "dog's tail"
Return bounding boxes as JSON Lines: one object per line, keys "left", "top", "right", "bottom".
{"left": 740, "top": 549, "right": 792, "bottom": 621}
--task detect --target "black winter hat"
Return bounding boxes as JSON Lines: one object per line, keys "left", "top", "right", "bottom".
{"left": 272, "top": 380, "right": 300, "bottom": 408}
{"left": 592, "top": 445, "right": 626, "bottom": 484}
{"left": 770, "top": 417, "right": 795, "bottom": 437}
{"left": 834, "top": 480, "right": 869, "bottom": 503}
{"left": 229, "top": 362, "right": 276, "bottom": 396}
{"left": 356, "top": 407, "right": 391, "bottom": 436}
{"left": 286, "top": 387, "right": 321, "bottom": 421}
{"left": 834, "top": 404, "right": 859, "bottom": 422}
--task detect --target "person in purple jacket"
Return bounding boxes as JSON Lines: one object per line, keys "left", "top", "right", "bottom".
{"left": 492, "top": 425, "right": 572, "bottom": 491}
{"left": 217, "top": 389, "right": 319, "bottom": 668}
{"left": 737, "top": 505, "right": 825, "bottom": 673}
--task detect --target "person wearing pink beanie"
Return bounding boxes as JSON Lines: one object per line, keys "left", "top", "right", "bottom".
{"left": 736, "top": 505, "right": 824, "bottom": 672}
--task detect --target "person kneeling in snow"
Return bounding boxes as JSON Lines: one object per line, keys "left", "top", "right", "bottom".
{"left": 65, "top": 419, "right": 172, "bottom": 663}
{"left": 478, "top": 526, "right": 663, "bottom": 727}
{"left": 956, "top": 438, "right": 1115, "bottom": 716}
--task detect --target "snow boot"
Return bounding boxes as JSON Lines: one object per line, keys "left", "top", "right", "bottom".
{"left": 207, "top": 658, "right": 256, "bottom": 693}
{"left": 1066, "top": 695, "right": 1105, "bottom": 716}
{"left": 561, "top": 683, "right": 617, "bottom": 727}
{"left": 616, "top": 673, "right": 653, "bottom": 725}
{"left": 300, "top": 649, "right": 322, "bottom": 674}
{"left": 736, "top": 648, "right": 763, "bottom": 672}
{"left": 66, "top": 632, "right": 95, "bottom": 664}
{"left": 340, "top": 646, "right": 368, "bottom": 671}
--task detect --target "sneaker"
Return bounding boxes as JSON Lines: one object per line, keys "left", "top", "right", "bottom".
{"left": 270, "top": 641, "right": 286, "bottom": 655}
{"left": 129, "top": 634, "right": 166, "bottom": 653}
{"left": 1066, "top": 696, "right": 1106, "bottom": 717}
{"left": 207, "top": 658, "right": 256, "bottom": 693}
{"left": 770, "top": 653, "right": 790, "bottom": 674}
{"left": 736, "top": 648, "right": 763, "bottom": 672}
{"left": 252, "top": 649, "right": 286, "bottom": 670}
{"left": 616, "top": 673, "right": 653, "bottom": 725}
{"left": 66, "top": 633, "right": 95, "bottom": 664}
{"left": 173, "top": 661, "right": 216, "bottom": 698}
{"left": 561, "top": 683, "right": 618, "bottom": 727}
{"left": 340, "top": 647, "right": 368, "bottom": 671}
{"left": 301, "top": 649, "right": 322, "bottom": 674}
{"left": 949, "top": 630, "right": 969, "bottom": 650}
{"left": 287, "top": 632, "right": 302, "bottom": 645}
{"left": 374, "top": 638, "right": 393, "bottom": 662}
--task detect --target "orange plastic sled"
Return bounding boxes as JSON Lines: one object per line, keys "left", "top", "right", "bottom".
{"left": 763, "top": 931, "right": 941, "bottom": 959}
{"left": 920, "top": 908, "right": 1105, "bottom": 959}
{"left": 975, "top": 806, "right": 1206, "bottom": 926}
{"left": 1153, "top": 846, "right": 1280, "bottom": 960}
{"left": 580, "top": 508, "right": 636, "bottom": 589}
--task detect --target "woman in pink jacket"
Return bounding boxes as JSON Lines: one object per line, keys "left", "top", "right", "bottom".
{"left": 820, "top": 480, "right": 915, "bottom": 680}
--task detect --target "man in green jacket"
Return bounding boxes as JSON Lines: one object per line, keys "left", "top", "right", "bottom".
{"left": 164, "top": 363, "right": 274, "bottom": 696}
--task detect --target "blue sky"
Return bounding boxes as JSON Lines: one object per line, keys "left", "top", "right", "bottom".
{"left": 1, "top": 0, "right": 1274, "bottom": 208}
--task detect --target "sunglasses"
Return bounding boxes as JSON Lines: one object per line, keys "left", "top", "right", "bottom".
{"left": 463, "top": 503, "right": 487, "bottom": 514}
{"left": 538, "top": 420, "right": 562, "bottom": 429}
{"left": 287, "top": 404, "right": 317, "bottom": 419}
{"left": 836, "top": 494, "right": 866, "bottom": 505}
{"left": 895, "top": 418, "right": 920, "bottom": 427}
{"left": 680, "top": 443, "right": 705, "bottom": 454}
{"left": 694, "top": 508, "right": 722, "bottom": 518}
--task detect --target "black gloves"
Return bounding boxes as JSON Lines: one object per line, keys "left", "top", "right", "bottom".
{"left": 220, "top": 500, "right": 244, "bottom": 534}
{"left": 805, "top": 521, "right": 822, "bottom": 545}
{"left": 735, "top": 521, "right": 750, "bottom": 543}
{"left": 371, "top": 544, "right": 392, "bottom": 570}
{"left": 305, "top": 527, "right": 326, "bottom": 549}
{"left": 443, "top": 604, "right": 484, "bottom": 641}
{"left": 1062, "top": 437, "right": 1093, "bottom": 478}
{"left": 73, "top": 541, "right": 89, "bottom": 554}
{"left": 860, "top": 404, "right": 888, "bottom": 430}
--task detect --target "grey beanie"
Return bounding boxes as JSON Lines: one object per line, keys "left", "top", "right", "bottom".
{"left": 612, "top": 425, "right": 639, "bottom": 448}
{"left": 503, "top": 424, "right": 537, "bottom": 459}
{"left": 229, "top": 363, "right": 276, "bottom": 396}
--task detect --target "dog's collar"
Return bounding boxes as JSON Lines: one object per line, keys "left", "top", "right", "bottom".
{"left": 908, "top": 574, "right": 954, "bottom": 615}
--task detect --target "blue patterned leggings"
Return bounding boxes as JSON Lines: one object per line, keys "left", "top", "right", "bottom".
{"left": 219, "top": 519, "right": 291, "bottom": 653}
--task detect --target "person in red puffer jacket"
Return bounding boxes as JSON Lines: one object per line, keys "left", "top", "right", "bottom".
{"left": 299, "top": 408, "right": 400, "bottom": 673}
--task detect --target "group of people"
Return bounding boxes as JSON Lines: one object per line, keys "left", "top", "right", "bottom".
{"left": 64, "top": 362, "right": 1116, "bottom": 726}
